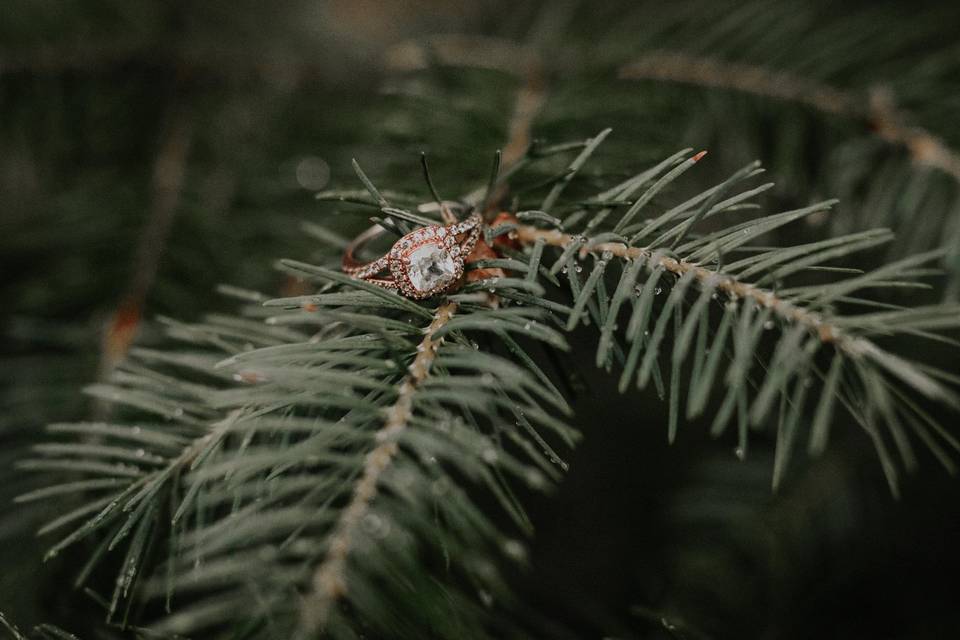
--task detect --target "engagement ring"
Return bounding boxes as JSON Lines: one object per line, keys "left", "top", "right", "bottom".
{"left": 342, "top": 212, "right": 482, "bottom": 299}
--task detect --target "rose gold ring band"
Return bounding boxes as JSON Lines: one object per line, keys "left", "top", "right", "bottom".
{"left": 341, "top": 213, "right": 482, "bottom": 299}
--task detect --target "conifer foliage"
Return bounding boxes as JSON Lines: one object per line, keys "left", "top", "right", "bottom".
{"left": 5, "top": 1, "right": 960, "bottom": 638}
{"left": 18, "top": 131, "right": 960, "bottom": 637}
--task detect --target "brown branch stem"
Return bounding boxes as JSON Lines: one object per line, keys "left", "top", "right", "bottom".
{"left": 304, "top": 28, "right": 546, "bottom": 627}
{"left": 619, "top": 51, "right": 960, "bottom": 182}
{"left": 304, "top": 301, "right": 458, "bottom": 631}
{"left": 512, "top": 224, "right": 873, "bottom": 356}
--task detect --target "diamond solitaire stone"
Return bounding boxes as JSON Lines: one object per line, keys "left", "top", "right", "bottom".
{"left": 406, "top": 242, "right": 457, "bottom": 294}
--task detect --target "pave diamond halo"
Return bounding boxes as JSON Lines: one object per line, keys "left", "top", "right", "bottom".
{"left": 343, "top": 212, "right": 481, "bottom": 299}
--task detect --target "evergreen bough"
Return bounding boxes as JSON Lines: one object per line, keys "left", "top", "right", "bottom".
{"left": 4, "top": 1, "right": 960, "bottom": 638}
{"left": 18, "top": 131, "right": 960, "bottom": 637}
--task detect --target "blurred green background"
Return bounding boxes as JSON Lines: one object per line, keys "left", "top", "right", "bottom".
{"left": 3, "top": 1, "right": 960, "bottom": 637}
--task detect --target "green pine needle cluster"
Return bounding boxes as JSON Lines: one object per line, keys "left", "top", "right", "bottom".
{"left": 19, "top": 131, "right": 960, "bottom": 637}
{"left": 5, "top": 1, "right": 960, "bottom": 637}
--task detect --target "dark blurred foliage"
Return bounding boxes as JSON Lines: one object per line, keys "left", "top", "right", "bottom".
{"left": 2, "top": 1, "right": 960, "bottom": 638}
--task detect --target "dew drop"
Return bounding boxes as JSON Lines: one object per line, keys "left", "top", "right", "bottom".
{"left": 362, "top": 513, "right": 390, "bottom": 538}
{"left": 654, "top": 286, "right": 663, "bottom": 295}
{"left": 362, "top": 513, "right": 381, "bottom": 532}
{"left": 503, "top": 539, "right": 527, "bottom": 561}
{"left": 574, "top": 264, "right": 583, "bottom": 273}
{"left": 734, "top": 446, "right": 746, "bottom": 460}
{"left": 478, "top": 589, "right": 494, "bottom": 607}
{"left": 763, "top": 320, "right": 775, "bottom": 330}
{"left": 525, "top": 469, "right": 546, "bottom": 489}
{"left": 430, "top": 477, "right": 448, "bottom": 496}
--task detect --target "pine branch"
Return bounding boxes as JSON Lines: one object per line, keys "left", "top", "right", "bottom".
{"left": 620, "top": 51, "right": 861, "bottom": 117}
{"left": 619, "top": 51, "right": 960, "bottom": 182}
{"left": 305, "top": 301, "right": 457, "bottom": 631}
{"left": 514, "top": 224, "right": 927, "bottom": 373}
{"left": 22, "top": 240, "right": 574, "bottom": 637}
{"left": 505, "top": 142, "right": 960, "bottom": 493}
{"left": 18, "top": 129, "right": 960, "bottom": 638}
{"left": 10, "top": 4, "right": 960, "bottom": 637}
{"left": 97, "top": 89, "right": 194, "bottom": 381}
{"left": 385, "top": 32, "right": 547, "bottom": 171}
